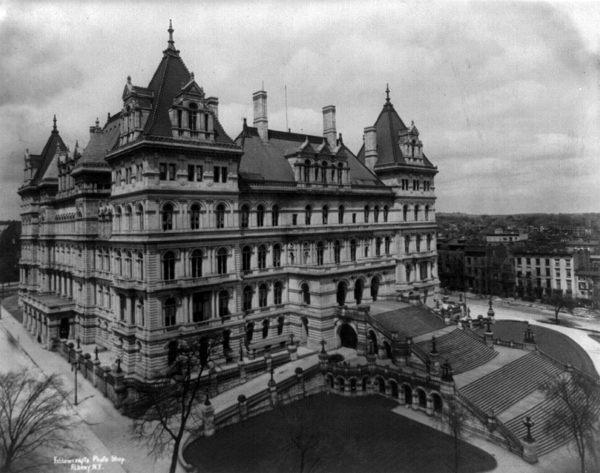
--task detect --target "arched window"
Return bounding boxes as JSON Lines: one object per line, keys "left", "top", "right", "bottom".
{"left": 301, "top": 283, "right": 311, "bottom": 305}
{"left": 322, "top": 162, "right": 328, "bottom": 183}
{"left": 416, "top": 235, "right": 421, "bottom": 253}
{"left": 334, "top": 240, "right": 341, "bottom": 264}
{"left": 383, "top": 205, "right": 389, "bottom": 223}
{"left": 277, "top": 315, "right": 284, "bottom": 334}
{"left": 404, "top": 236, "right": 411, "bottom": 254}
{"left": 272, "top": 205, "right": 280, "bottom": 227}
{"left": 115, "top": 207, "right": 122, "bottom": 232}
{"left": 427, "top": 234, "right": 432, "bottom": 251}
{"left": 257, "top": 205, "right": 265, "bottom": 228}
{"left": 414, "top": 205, "right": 419, "bottom": 222}
{"left": 167, "top": 340, "right": 178, "bottom": 365}
{"left": 240, "top": 204, "right": 250, "bottom": 229}
{"left": 273, "top": 244, "right": 281, "bottom": 267}
{"left": 116, "top": 250, "right": 123, "bottom": 276}
{"left": 243, "top": 286, "right": 253, "bottom": 311}
{"left": 136, "top": 252, "right": 144, "bottom": 280}
{"left": 425, "top": 205, "right": 430, "bottom": 221}
{"left": 274, "top": 282, "right": 283, "bottom": 305}
{"left": 162, "top": 204, "right": 174, "bottom": 231}
{"left": 163, "top": 297, "right": 177, "bottom": 326}
{"left": 322, "top": 205, "right": 329, "bottom": 225}
{"left": 119, "top": 294, "right": 126, "bottom": 320}
{"left": 350, "top": 239, "right": 357, "bottom": 262}
{"left": 305, "top": 205, "right": 312, "bottom": 225}
{"left": 188, "top": 102, "right": 198, "bottom": 131}
{"left": 259, "top": 283, "right": 268, "bottom": 308}
{"left": 262, "top": 318, "right": 270, "bottom": 338}
{"left": 337, "top": 163, "right": 343, "bottom": 184}
{"left": 163, "top": 251, "right": 176, "bottom": 280}
{"left": 317, "top": 242, "right": 324, "bottom": 266}
{"left": 385, "top": 237, "right": 391, "bottom": 255}
{"left": 374, "top": 205, "right": 380, "bottom": 223}
{"left": 215, "top": 203, "right": 226, "bottom": 229}
{"left": 242, "top": 245, "right": 252, "bottom": 272}
{"left": 304, "top": 160, "right": 311, "bottom": 183}
{"left": 314, "top": 164, "right": 319, "bottom": 182}
{"left": 246, "top": 322, "right": 254, "bottom": 343}
{"left": 375, "top": 237, "right": 382, "bottom": 256}
{"left": 336, "top": 281, "right": 348, "bottom": 306}
{"left": 258, "top": 245, "right": 267, "bottom": 269}
{"left": 403, "top": 205, "right": 408, "bottom": 222}
{"left": 125, "top": 251, "right": 133, "bottom": 278}
{"left": 137, "top": 204, "right": 144, "bottom": 230}
{"left": 192, "top": 292, "right": 206, "bottom": 323}
{"left": 364, "top": 240, "right": 370, "bottom": 258}
{"left": 218, "top": 290, "right": 230, "bottom": 317}
{"left": 217, "top": 248, "right": 227, "bottom": 274}
{"left": 190, "top": 204, "right": 200, "bottom": 230}
{"left": 371, "top": 276, "right": 380, "bottom": 301}
{"left": 354, "top": 279, "right": 364, "bottom": 304}
{"left": 338, "top": 205, "right": 344, "bottom": 224}
{"left": 364, "top": 205, "right": 370, "bottom": 223}
{"left": 126, "top": 205, "right": 133, "bottom": 231}
{"left": 191, "top": 249, "right": 203, "bottom": 278}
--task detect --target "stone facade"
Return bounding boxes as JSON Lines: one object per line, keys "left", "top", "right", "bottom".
{"left": 18, "top": 24, "right": 439, "bottom": 384}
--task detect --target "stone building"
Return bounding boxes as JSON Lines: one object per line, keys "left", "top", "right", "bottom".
{"left": 18, "top": 24, "right": 439, "bottom": 381}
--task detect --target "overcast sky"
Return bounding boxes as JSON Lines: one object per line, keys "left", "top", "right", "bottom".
{"left": 1, "top": 1, "right": 599, "bottom": 220}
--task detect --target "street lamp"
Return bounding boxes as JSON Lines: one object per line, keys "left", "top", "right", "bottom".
{"left": 71, "top": 359, "right": 79, "bottom": 405}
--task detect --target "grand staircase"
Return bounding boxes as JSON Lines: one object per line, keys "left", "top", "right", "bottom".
{"left": 460, "top": 352, "right": 563, "bottom": 415}
{"left": 416, "top": 329, "right": 498, "bottom": 374}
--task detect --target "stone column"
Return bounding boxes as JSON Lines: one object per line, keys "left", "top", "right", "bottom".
{"left": 201, "top": 398, "right": 215, "bottom": 437}
{"left": 399, "top": 387, "right": 406, "bottom": 405}
{"left": 426, "top": 396, "right": 434, "bottom": 416}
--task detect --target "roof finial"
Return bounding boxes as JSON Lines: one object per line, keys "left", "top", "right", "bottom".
{"left": 168, "top": 20, "right": 175, "bottom": 49}
{"left": 52, "top": 115, "right": 57, "bottom": 132}
{"left": 385, "top": 84, "right": 390, "bottom": 103}
{"left": 95, "top": 117, "right": 100, "bottom": 128}
{"left": 190, "top": 71, "right": 195, "bottom": 82}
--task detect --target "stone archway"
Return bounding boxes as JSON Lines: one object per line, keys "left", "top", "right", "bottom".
{"left": 339, "top": 323, "right": 358, "bottom": 349}
{"left": 336, "top": 281, "right": 348, "bottom": 306}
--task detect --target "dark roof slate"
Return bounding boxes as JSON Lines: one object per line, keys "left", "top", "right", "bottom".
{"left": 236, "top": 127, "right": 381, "bottom": 185}
{"left": 76, "top": 113, "right": 121, "bottom": 169}
{"left": 31, "top": 129, "right": 68, "bottom": 185}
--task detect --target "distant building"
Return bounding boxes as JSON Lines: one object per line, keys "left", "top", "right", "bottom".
{"left": 513, "top": 248, "right": 574, "bottom": 297}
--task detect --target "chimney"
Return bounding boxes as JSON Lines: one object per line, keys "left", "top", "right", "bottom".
{"left": 253, "top": 90, "right": 268, "bottom": 142}
{"left": 364, "top": 126, "right": 378, "bottom": 171}
{"left": 322, "top": 105, "right": 336, "bottom": 147}
{"left": 207, "top": 97, "right": 219, "bottom": 119}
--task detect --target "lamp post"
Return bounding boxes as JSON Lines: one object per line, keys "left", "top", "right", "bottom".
{"left": 71, "top": 359, "right": 79, "bottom": 405}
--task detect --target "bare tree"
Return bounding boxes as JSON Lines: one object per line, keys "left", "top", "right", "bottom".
{"left": 130, "top": 335, "right": 220, "bottom": 473}
{"left": 436, "top": 399, "right": 471, "bottom": 473}
{"left": 0, "top": 370, "right": 79, "bottom": 473}
{"left": 546, "top": 290, "right": 576, "bottom": 325}
{"left": 541, "top": 371, "right": 600, "bottom": 473}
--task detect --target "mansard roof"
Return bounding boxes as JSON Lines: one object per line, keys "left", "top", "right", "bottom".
{"left": 30, "top": 119, "right": 68, "bottom": 186}
{"left": 75, "top": 113, "right": 121, "bottom": 172}
{"left": 356, "top": 94, "right": 435, "bottom": 168}
{"left": 236, "top": 126, "right": 382, "bottom": 185}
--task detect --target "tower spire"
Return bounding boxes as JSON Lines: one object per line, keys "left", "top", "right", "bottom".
{"left": 52, "top": 115, "right": 58, "bottom": 133}
{"left": 385, "top": 84, "right": 390, "bottom": 103}
{"left": 167, "top": 20, "right": 175, "bottom": 50}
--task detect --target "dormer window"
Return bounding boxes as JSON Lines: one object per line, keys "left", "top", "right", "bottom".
{"left": 188, "top": 102, "right": 198, "bottom": 131}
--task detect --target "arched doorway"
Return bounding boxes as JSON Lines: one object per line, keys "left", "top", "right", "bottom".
{"left": 354, "top": 279, "right": 364, "bottom": 304}
{"left": 59, "top": 317, "right": 69, "bottom": 339}
{"left": 371, "top": 276, "right": 380, "bottom": 301}
{"left": 339, "top": 323, "right": 358, "bottom": 349}
{"left": 368, "top": 330, "right": 378, "bottom": 355}
{"left": 377, "top": 377, "right": 386, "bottom": 394}
{"left": 418, "top": 389, "right": 427, "bottom": 409}
{"left": 336, "top": 281, "right": 348, "bottom": 306}
{"left": 403, "top": 385, "right": 412, "bottom": 405}
{"left": 432, "top": 393, "right": 443, "bottom": 414}
{"left": 390, "top": 380, "right": 399, "bottom": 398}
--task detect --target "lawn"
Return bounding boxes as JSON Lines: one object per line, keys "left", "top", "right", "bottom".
{"left": 1, "top": 295, "right": 22, "bottom": 323}
{"left": 184, "top": 393, "right": 497, "bottom": 473}
{"left": 476, "top": 320, "right": 598, "bottom": 378}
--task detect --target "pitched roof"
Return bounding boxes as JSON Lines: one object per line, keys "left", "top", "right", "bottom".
{"left": 235, "top": 126, "right": 382, "bottom": 185}
{"left": 31, "top": 124, "right": 68, "bottom": 185}
{"left": 356, "top": 96, "right": 435, "bottom": 168}
{"left": 75, "top": 113, "right": 121, "bottom": 170}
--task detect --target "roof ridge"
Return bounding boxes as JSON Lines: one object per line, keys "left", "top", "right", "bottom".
{"left": 146, "top": 55, "right": 171, "bottom": 136}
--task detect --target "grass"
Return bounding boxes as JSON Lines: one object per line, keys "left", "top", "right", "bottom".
{"left": 184, "top": 393, "right": 497, "bottom": 473}
{"left": 476, "top": 320, "right": 598, "bottom": 378}
{"left": 1, "top": 294, "right": 22, "bottom": 323}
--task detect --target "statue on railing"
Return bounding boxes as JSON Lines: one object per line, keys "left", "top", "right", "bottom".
{"left": 523, "top": 416, "right": 535, "bottom": 442}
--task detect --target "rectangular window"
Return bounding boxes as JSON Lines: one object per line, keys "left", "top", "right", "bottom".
{"left": 517, "top": 257, "right": 521, "bottom": 265}
{"left": 196, "top": 165, "right": 203, "bottom": 182}
{"left": 413, "top": 180, "right": 419, "bottom": 191}
{"left": 566, "top": 269, "right": 571, "bottom": 278}
{"left": 546, "top": 268, "right": 550, "bottom": 276}
{"left": 292, "top": 214, "right": 298, "bottom": 225}
{"left": 556, "top": 279, "right": 561, "bottom": 289}
{"left": 352, "top": 213, "right": 357, "bottom": 224}
{"left": 536, "top": 268, "right": 540, "bottom": 276}
{"left": 566, "top": 260, "right": 571, "bottom": 267}
{"left": 555, "top": 259, "right": 560, "bottom": 266}
{"left": 423, "top": 181, "right": 430, "bottom": 191}
{"left": 160, "top": 163, "right": 167, "bottom": 180}
{"left": 526, "top": 258, "right": 531, "bottom": 265}
{"left": 168, "top": 164, "right": 176, "bottom": 181}
{"left": 221, "top": 167, "right": 228, "bottom": 183}
{"left": 567, "top": 280, "right": 572, "bottom": 290}
{"left": 535, "top": 258, "right": 540, "bottom": 266}
{"left": 214, "top": 166, "right": 220, "bottom": 183}
{"left": 188, "top": 165, "right": 195, "bottom": 181}
{"left": 545, "top": 259, "right": 550, "bottom": 266}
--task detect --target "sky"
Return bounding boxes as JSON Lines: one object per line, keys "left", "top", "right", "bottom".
{"left": 0, "top": 0, "right": 599, "bottom": 220}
